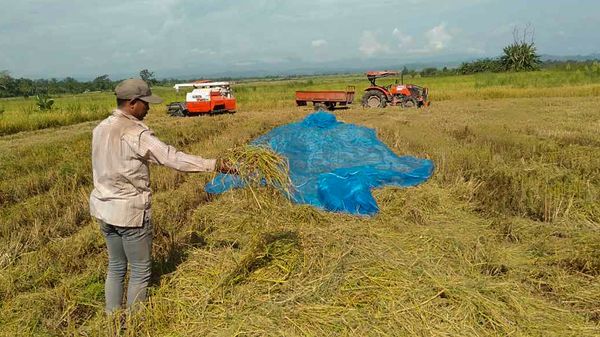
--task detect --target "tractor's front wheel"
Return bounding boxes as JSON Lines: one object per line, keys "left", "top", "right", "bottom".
{"left": 167, "top": 102, "right": 188, "bottom": 117}
{"left": 401, "top": 98, "right": 418, "bottom": 108}
{"left": 362, "top": 90, "right": 387, "bottom": 108}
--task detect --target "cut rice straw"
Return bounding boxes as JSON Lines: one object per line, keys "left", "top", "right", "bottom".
{"left": 218, "top": 145, "right": 293, "bottom": 208}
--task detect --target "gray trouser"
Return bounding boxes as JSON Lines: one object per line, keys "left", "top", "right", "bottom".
{"left": 99, "top": 213, "right": 153, "bottom": 313}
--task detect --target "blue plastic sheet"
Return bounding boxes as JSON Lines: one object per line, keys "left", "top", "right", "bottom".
{"left": 205, "top": 112, "right": 434, "bottom": 215}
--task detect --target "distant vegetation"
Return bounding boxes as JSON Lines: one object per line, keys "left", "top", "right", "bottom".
{"left": 1, "top": 59, "right": 599, "bottom": 100}
{"left": 458, "top": 26, "right": 542, "bottom": 74}
{"left": 0, "top": 24, "right": 598, "bottom": 100}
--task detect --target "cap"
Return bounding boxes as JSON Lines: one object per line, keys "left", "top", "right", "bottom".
{"left": 114, "top": 78, "right": 163, "bottom": 104}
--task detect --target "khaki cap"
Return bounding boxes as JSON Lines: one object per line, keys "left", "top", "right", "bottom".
{"left": 114, "top": 78, "right": 163, "bottom": 104}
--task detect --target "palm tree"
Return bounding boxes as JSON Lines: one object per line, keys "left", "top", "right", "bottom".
{"left": 500, "top": 25, "right": 541, "bottom": 72}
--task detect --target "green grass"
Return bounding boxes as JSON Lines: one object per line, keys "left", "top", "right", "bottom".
{"left": 0, "top": 70, "right": 599, "bottom": 336}
{"left": 1, "top": 69, "right": 600, "bottom": 137}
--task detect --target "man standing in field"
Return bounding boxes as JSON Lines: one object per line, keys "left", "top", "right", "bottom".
{"left": 89, "top": 78, "right": 233, "bottom": 313}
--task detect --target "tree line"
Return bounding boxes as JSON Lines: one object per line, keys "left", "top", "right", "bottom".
{"left": 0, "top": 68, "right": 247, "bottom": 99}
{"left": 0, "top": 69, "right": 161, "bottom": 98}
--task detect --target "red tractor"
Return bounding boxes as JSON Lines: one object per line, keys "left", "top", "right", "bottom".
{"left": 361, "top": 71, "right": 430, "bottom": 108}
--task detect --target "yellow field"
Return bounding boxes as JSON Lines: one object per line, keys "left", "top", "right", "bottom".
{"left": 0, "top": 71, "right": 599, "bottom": 336}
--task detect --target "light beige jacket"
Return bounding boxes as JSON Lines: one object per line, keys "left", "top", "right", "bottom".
{"left": 89, "top": 109, "right": 216, "bottom": 227}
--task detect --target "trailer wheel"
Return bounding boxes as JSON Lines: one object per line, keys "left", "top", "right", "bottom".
{"left": 362, "top": 90, "right": 387, "bottom": 108}
{"left": 314, "top": 102, "right": 326, "bottom": 111}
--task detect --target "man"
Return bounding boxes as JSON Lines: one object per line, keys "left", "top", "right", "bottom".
{"left": 89, "top": 78, "right": 233, "bottom": 313}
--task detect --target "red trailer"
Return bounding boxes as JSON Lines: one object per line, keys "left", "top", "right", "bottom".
{"left": 295, "top": 86, "right": 355, "bottom": 110}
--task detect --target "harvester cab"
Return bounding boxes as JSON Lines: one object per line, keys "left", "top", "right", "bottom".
{"left": 362, "top": 71, "right": 429, "bottom": 109}
{"left": 167, "top": 81, "right": 236, "bottom": 116}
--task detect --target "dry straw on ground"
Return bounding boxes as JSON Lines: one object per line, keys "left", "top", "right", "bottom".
{"left": 215, "top": 145, "right": 293, "bottom": 208}
{"left": 0, "top": 73, "right": 598, "bottom": 336}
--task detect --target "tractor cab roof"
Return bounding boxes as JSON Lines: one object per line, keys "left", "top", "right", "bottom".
{"left": 366, "top": 71, "right": 400, "bottom": 79}
{"left": 366, "top": 71, "right": 402, "bottom": 86}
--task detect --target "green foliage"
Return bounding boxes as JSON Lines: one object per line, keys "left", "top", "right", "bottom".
{"left": 501, "top": 41, "right": 541, "bottom": 72}
{"left": 139, "top": 69, "right": 156, "bottom": 85}
{"left": 459, "top": 25, "right": 541, "bottom": 74}
{"left": 420, "top": 67, "right": 438, "bottom": 77}
{"left": 91, "top": 74, "right": 112, "bottom": 91}
{"left": 500, "top": 25, "right": 541, "bottom": 72}
{"left": 35, "top": 94, "right": 55, "bottom": 111}
{"left": 458, "top": 58, "right": 504, "bottom": 74}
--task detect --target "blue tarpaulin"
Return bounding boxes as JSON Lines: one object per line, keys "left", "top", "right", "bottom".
{"left": 205, "top": 112, "right": 434, "bottom": 215}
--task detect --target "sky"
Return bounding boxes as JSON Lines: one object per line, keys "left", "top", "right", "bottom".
{"left": 0, "top": 0, "right": 598, "bottom": 79}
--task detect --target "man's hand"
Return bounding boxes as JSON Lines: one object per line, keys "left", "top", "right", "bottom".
{"left": 216, "top": 157, "right": 238, "bottom": 175}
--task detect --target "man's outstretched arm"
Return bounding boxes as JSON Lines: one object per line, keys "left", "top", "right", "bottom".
{"left": 135, "top": 130, "right": 217, "bottom": 172}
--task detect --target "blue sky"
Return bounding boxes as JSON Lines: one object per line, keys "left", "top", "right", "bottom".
{"left": 0, "top": 0, "right": 598, "bottom": 79}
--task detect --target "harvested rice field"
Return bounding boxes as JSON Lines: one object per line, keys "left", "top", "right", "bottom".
{"left": 0, "top": 72, "right": 599, "bottom": 336}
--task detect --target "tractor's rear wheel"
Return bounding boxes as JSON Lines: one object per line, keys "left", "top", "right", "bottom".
{"left": 362, "top": 90, "right": 387, "bottom": 108}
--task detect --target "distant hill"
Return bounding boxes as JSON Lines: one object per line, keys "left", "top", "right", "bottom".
{"left": 19, "top": 53, "right": 600, "bottom": 81}
{"left": 156, "top": 53, "right": 600, "bottom": 80}
{"left": 156, "top": 57, "right": 466, "bottom": 81}
{"left": 540, "top": 53, "right": 600, "bottom": 62}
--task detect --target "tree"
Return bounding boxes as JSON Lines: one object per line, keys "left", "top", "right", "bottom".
{"left": 63, "top": 77, "right": 79, "bottom": 93}
{"left": 500, "top": 24, "right": 541, "bottom": 72}
{"left": 139, "top": 69, "right": 156, "bottom": 85}
{"left": 458, "top": 58, "right": 503, "bottom": 74}
{"left": 17, "top": 78, "right": 34, "bottom": 98}
{"left": 0, "top": 71, "right": 16, "bottom": 97}
{"left": 0, "top": 70, "right": 9, "bottom": 88}
{"left": 92, "top": 74, "right": 111, "bottom": 91}
{"left": 420, "top": 67, "right": 438, "bottom": 77}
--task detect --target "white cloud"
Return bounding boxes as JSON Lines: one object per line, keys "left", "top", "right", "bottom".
{"left": 408, "top": 23, "right": 453, "bottom": 54}
{"left": 392, "top": 28, "right": 414, "bottom": 48}
{"left": 1, "top": 1, "right": 597, "bottom": 78}
{"left": 426, "top": 23, "right": 452, "bottom": 51}
{"left": 311, "top": 39, "right": 328, "bottom": 48}
{"left": 359, "top": 31, "right": 390, "bottom": 57}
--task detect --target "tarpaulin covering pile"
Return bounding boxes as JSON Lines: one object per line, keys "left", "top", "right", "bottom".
{"left": 205, "top": 112, "right": 434, "bottom": 215}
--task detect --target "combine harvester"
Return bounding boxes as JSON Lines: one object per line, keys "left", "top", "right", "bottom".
{"left": 167, "top": 81, "right": 236, "bottom": 116}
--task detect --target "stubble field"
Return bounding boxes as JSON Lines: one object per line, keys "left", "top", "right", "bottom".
{"left": 0, "top": 71, "right": 599, "bottom": 336}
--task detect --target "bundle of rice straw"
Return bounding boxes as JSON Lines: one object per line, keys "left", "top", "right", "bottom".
{"left": 220, "top": 145, "right": 293, "bottom": 204}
